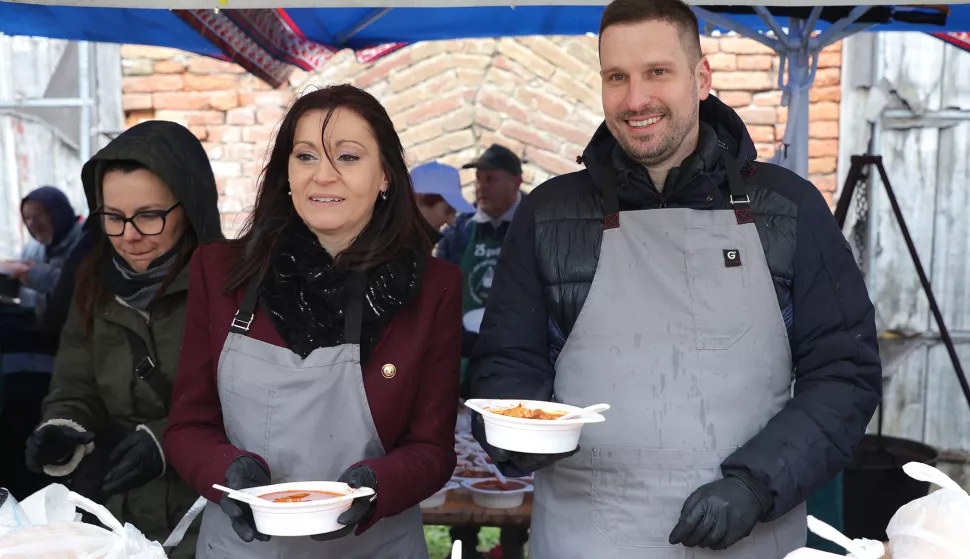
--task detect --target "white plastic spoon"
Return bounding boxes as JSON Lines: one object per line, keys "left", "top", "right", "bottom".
{"left": 806, "top": 516, "right": 882, "bottom": 559}
{"left": 488, "top": 464, "right": 508, "bottom": 485}
{"left": 212, "top": 484, "right": 264, "bottom": 506}
{"left": 556, "top": 403, "right": 610, "bottom": 421}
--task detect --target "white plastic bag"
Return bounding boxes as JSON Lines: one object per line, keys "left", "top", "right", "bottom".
{"left": 783, "top": 515, "right": 885, "bottom": 559}
{"left": 0, "top": 484, "right": 167, "bottom": 559}
{"left": 885, "top": 462, "right": 970, "bottom": 559}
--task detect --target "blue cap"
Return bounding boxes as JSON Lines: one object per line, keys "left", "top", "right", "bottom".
{"left": 409, "top": 162, "right": 475, "bottom": 213}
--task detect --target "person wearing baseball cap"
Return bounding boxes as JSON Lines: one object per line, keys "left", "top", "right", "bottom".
{"left": 410, "top": 162, "right": 474, "bottom": 240}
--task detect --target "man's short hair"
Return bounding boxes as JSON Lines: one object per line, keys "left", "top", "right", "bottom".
{"left": 415, "top": 193, "right": 445, "bottom": 208}
{"left": 599, "top": 0, "right": 703, "bottom": 64}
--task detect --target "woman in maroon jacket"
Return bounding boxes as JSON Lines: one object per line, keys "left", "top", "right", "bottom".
{"left": 163, "top": 84, "right": 461, "bottom": 558}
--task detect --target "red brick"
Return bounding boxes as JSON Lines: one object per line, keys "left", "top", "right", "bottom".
{"left": 155, "top": 110, "right": 225, "bottom": 125}
{"left": 809, "top": 139, "right": 839, "bottom": 158}
{"left": 253, "top": 90, "right": 295, "bottom": 108}
{"left": 121, "top": 45, "right": 179, "bottom": 60}
{"left": 388, "top": 55, "right": 452, "bottom": 93}
{"left": 736, "top": 106, "right": 777, "bottom": 126}
{"left": 777, "top": 107, "right": 788, "bottom": 124}
{"left": 526, "top": 146, "right": 581, "bottom": 176}
{"left": 522, "top": 36, "right": 588, "bottom": 77}
{"left": 123, "top": 75, "right": 183, "bottom": 93}
{"left": 257, "top": 107, "right": 286, "bottom": 126}
{"left": 717, "top": 91, "right": 752, "bottom": 108}
{"left": 755, "top": 143, "right": 776, "bottom": 160}
{"left": 210, "top": 92, "right": 240, "bottom": 111}
{"left": 775, "top": 123, "right": 787, "bottom": 142}
{"left": 810, "top": 101, "right": 840, "bottom": 122}
{"left": 125, "top": 110, "right": 155, "bottom": 128}
{"left": 809, "top": 157, "right": 837, "bottom": 175}
{"left": 242, "top": 126, "right": 278, "bottom": 144}
{"left": 550, "top": 72, "right": 599, "bottom": 110}
{"left": 153, "top": 60, "right": 186, "bottom": 74}
{"left": 202, "top": 142, "right": 223, "bottom": 160}
{"left": 711, "top": 71, "right": 773, "bottom": 92}
{"left": 225, "top": 143, "right": 257, "bottom": 161}
{"left": 458, "top": 68, "right": 487, "bottom": 87}
{"left": 514, "top": 87, "right": 572, "bottom": 120}
{"left": 383, "top": 89, "right": 425, "bottom": 115}
{"left": 205, "top": 126, "right": 241, "bottom": 144}
{"left": 812, "top": 174, "right": 837, "bottom": 193}
{"left": 719, "top": 37, "right": 776, "bottom": 55}
{"left": 814, "top": 68, "right": 841, "bottom": 87}
{"left": 498, "top": 38, "right": 555, "bottom": 79}
{"left": 811, "top": 86, "right": 841, "bottom": 103}
{"left": 122, "top": 93, "right": 153, "bottom": 111}
{"left": 442, "top": 107, "right": 476, "bottom": 132}
{"left": 188, "top": 126, "right": 209, "bottom": 141}
{"left": 152, "top": 92, "right": 214, "bottom": 111}
{"left": 187, "top": 56, "right": 246, "bottom": 74}
{"left": 818, "top": 50, "right": 842, "bottom": 68}
{"left": 478, "top": 90, "right": 530, "bottom": 125}
{"left": 474, "top": 107, "right": 503, "bottom": 131}
{"left": 500, "top": 120, "right": 558, "bottom": 151}
{"left": 700, "top": 36, "right": 720, "bottom": 55}
{"left": 737, "top": 55, "right": 773, "bottom": 71}
{"left": 476, "top": 132, "right": 525, "bottom": 157}
{"left": 356, "top": 51, "right": 413, "bottom": 88}
{"left": 227, "top": 108, "right": 256, "bottom": 126}
{"left": 706, "top": 53, "right": 737, "bottom": 71}
{"left": 753, "top": 91, "right": 783, "bottom": 107}
{"left": 492, "top": 56, "right": 534, "bottom": 83}
{"left": 183, "top": 73, "right": 241, "bottom": 91}
{"left": 410, "top": 130, "right": 476, "bottom": 162}
{"left": 532, "top": 114, "right": 591, "bottom": 145}
{"left": 400, "top": 120, "right": 445, "bottom": 147}
{"left": 747, "top": 125, "right": 775, "bottom": 144}
{"left": 451, "top": 54, "right": 492, "bottom": 70}
{"left": 809, "top": 120, "right": 839, "bottom": 139}
{"left": 403, "top": 93, "right": 464, "bottom": 126}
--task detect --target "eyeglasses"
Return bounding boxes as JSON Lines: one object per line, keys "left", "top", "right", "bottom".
{"left": 93, "top": 202, "right": 182, "bottom": 237}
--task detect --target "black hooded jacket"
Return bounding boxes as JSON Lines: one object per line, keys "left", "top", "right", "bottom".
{"left": 81, "top": 120, "right": 224, "bottom": 246}
{"left": 468, "top": 96, "right": 881, "bottom": 520}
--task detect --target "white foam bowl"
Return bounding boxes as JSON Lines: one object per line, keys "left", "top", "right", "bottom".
{"left": 462, "top": 478, "right": 533, "bottom": 509}
{"left": 451, "top": 468, "right": 492, "bottom": 495}
{"left": 420, "top": 481, "right": 459, "bottom": 509}
{"left": 239, "top": 481, "right": 372, "bottom": 537}
{"left": 464, "top": 399, "right": 607, "bottom": 454}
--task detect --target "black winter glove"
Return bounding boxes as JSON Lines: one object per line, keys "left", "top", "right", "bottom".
{"left": 25, "top": 423, "right": 95, "bottom": 473}
{"left": 311, "top": 465, "right": 377, "bottom": 541}
{"left": 668, "top": 475, "right": 769, "bottom": 550}
{"left": 102, "top": 429, "right": 164, "bottom": 496}
{"left": 472, "top": 412, "right": 579, "bottom": 477}
{"left": 222, "top": 455, "right": 272, "bottom": 543}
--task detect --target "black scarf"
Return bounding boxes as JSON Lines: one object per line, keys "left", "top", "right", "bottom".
{"left": 102, "top": 241, "right": 183, "bottom": 311}
{"left": 260, "top": 221, "right": 424, "bottom": 359}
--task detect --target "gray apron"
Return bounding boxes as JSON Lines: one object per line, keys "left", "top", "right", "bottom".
{"left": 529, "top": 155, "right": 807, "bottom": 559}
{"left": 196, "top": 274, "right": 429, "bottom": 559}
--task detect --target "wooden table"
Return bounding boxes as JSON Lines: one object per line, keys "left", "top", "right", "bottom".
{"left": 421, "top": 492, "right": 533, "bottom": 528}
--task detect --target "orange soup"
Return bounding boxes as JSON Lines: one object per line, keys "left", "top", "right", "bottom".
{"left": 471, "top": 480, "right": 526, "bottom": 492}
{"left": 487, "top": 404, "right": 566, "bottom": 420}
{"left": 259, "top": 490, "right": 344, "bottom": 503}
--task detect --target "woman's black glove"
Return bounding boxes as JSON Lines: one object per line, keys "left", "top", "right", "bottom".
{"left": 310, "top": 465, "right": 377, "bottom": 542}
{"left": 102, "top": 428, "right": 164, "bottom": 496}
{"left": 668, "top": 474, "right": 770, "bottom": 550}
{"left": 25, "top": 423, "right": 95, "bottom": 473}
{"left": 222, "top": 455, "right": 272, "bottom": 543}
{"left": 472, "top": 412, "right": 579, "bottom": 477}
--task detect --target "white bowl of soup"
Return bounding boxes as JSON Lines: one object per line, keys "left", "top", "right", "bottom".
{"left": 462, "top": 478, "right": 533, "bottom": 509}
{"left": 239, "top": 481, "right": 374, "bottom": 537}
{"left": 464, "top": 399, "right": 607, "bottom": 454}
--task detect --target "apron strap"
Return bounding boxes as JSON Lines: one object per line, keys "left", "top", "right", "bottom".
{"left": 721, "top": 152, "right": 755, "bottom": 225}
{"left": 230, "top": 274, "right": 261, "bottom": 334}
{"left": 344, "top": 272, "right": 366, "bottom": 345}
{"left": 599, "top": 161, "right": 621, "bottom": 230}
{"left": 124, "top": 329, "right": 172, "bottom": 411}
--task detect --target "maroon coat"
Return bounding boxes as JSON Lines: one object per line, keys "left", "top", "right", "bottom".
{"left": 163, "top": 242, "right": 461, "bottom": 531}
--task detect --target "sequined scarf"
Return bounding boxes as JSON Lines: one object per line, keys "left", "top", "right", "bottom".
{"left": 260, "top": 221, "right": 423, "bottom": 359}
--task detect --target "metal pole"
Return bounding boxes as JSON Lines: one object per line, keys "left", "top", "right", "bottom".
{"left": 78, "top": 41, "right": 92, "bottom": 163}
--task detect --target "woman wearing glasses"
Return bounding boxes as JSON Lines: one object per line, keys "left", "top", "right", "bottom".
{"left": 24, "top": 120, "right": 222, "bottom": 558}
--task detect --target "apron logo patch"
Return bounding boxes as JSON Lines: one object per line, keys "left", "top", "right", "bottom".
{"left": 723, "top": 249, "right": 742, "bottom": 267}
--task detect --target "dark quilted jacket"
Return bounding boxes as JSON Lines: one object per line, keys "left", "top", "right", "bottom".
{"left": 468, "top": 95, "right": 882, "bottom": 520}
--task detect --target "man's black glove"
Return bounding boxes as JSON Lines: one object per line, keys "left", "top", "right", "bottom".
{"left": 472, "top": 412, "right": 579, "bottom": 477}
{"left": 25, "top": 423, "right": 95, "bottom": 473}
{"left": 668, "top": 475, "right": 770, "bottom": 550}
{"left": 311, "top": 465, "right": 377, "bottom": 541}
{"left": 102, "top": 429, "right": 164, "bottom": 496}
{"left": 222, "top": 455, "right": 272, "bottom": 543}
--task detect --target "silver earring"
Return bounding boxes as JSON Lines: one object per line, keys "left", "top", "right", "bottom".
{"left": 380, "top": 190, "right": 388, "bottom": 201}
{"left": 288, "top": 191, "right": 292, "bottom": 195}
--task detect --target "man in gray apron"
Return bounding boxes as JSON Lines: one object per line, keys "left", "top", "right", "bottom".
{"left": 194, "top": 275, "right": 428, "bottom": 558}
{"left": 467, "top": 0, "right": 882, "bottom": 557}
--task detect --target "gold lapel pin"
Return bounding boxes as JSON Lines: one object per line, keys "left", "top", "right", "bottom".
{"left": 381, "top": 364, "right": 397, "bottom": 379}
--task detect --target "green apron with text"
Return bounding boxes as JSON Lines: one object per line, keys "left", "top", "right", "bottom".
{"left": 459, "top": 222, "right": 503, "bottom": 384}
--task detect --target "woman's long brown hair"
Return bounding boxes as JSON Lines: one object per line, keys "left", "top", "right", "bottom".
{"left": 224, "top": 84, "right": 435, "bottom": 294}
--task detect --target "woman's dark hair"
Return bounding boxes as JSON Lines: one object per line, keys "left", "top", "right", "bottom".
{"left": 224, "top": 84, "right": 435, "bottom": 293}
{"left": 74, "top": 160, "right": 198, "bottom": 335}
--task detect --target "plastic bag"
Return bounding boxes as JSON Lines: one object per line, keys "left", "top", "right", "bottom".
{"left": 783, "top": 515, "right": 885, "bottom": 559}
{"left": 0, "top": 484, "right": 167, "bottom": 559}
{"left": 886, "top": 462, "right": 970, "bottom": 559}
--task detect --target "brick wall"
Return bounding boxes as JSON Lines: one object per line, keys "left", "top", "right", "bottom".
{"left": 121, "top": 36, "right": 841, "bottom": 236}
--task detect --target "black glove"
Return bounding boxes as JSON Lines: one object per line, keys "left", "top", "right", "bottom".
{"left": 668, "top": 475, "right": 769, "bottom": 550}
{"left": 25, "top": 423, "right": 95, "bottom": 473}
{"left": 472, "top": 412, "right": 579, "bottom": 477}
{"left": 102, "top": 429, "right": 164, "bottom": 496}
{"left": 311, "top": 465, "right": 377, "bottom": 542}
{"left": 222, "top": 455, "right": 272, "bottom": 543}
